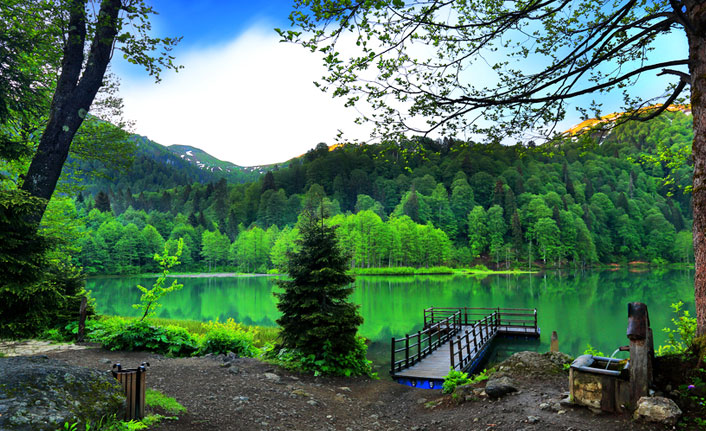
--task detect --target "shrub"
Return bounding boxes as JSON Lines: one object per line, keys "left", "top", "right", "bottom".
{"left": 199, "top": 318, "right": 257, "bottom": 356}
{"left": 274, "top": 335, "right": 374, "bottom": 377}
{"left": 87, "top": 317, "right": 199, "bottom": 357}
{"left": 583, "top": 343, "right": 605, "bottom": 356}
{"left": 442, "top": 370, "right": 469, "bottom": 394}
{"left": 658, "top": 301, "right": 697, "bottom": 356}
{"left": 442, "top": 368, "right": 493, "bottom": 394}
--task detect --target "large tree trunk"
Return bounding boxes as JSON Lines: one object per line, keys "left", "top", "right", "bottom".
{"left": 20, "top": 0, "right": 122, "bottom": 223}
{"left": 687, "top": 1, "right": 706, "bottom": 336}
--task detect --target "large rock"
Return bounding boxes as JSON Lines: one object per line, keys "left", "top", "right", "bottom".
{"left": 633, "top": 396, "right": 682, "bottom": 426}
{"left": 0, "top": 356, "right": 125, "bottom": 431}
{"left": 494, "top": 351, "right": 573, "bottom": 378}
{"left": 484, "top": 376, "right": 518, "bottom": 399}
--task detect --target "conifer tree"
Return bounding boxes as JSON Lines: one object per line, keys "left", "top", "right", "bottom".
{"left": 95, "top": 191, "right": 111, "bottom": 213}
{"left": 275, "top": 208, "right": 363, "bottom": 358}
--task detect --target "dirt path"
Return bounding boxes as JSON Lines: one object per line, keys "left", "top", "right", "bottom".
{"left": 42, "top": 347, "right": 668, "bottom": 431}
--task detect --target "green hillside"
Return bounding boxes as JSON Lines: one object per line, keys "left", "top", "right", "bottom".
{"left": 72, "top": 110, "right": 695, "bottom": 274}
{"left": 65, "top": 132, "right": 269, "bottom": 194}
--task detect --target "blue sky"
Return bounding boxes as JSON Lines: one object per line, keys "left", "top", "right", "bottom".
{"left": 111, "top": 2, "right": 690, "bottom": 166}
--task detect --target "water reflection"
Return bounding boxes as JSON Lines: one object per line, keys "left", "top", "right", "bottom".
{"left": 88, "top": 269, "right": 695, "bottom": 373}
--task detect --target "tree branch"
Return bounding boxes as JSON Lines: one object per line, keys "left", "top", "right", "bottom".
{"left": 658, "top": 68, "right": 692, "bottom": 84}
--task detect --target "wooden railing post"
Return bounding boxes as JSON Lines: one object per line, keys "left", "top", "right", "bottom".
{"left": 450, "top": 337, "right": 456, "bottom": 369}
{"left": 390, "top": 337, "right": 395, "bottom": 373}
{"left": 457, "top": 337, "right": 463, "bottom": 367}
{"left": 534, "top": 309, "right": 538, "bottom": 331}
{"left": 405, "top": 335, "right": 410, "bottom": 368}
{"left": 465, "top": 330, "right": 471, "bottom": 359}
{"left": 472, "top": 324, "right": 478, "bottom": 353}
{"left": 417, "top": 331, "right": 421, "bottom": 361}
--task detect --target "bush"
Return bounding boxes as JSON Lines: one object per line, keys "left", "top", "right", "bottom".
{"left": 442, "top": 370, "right": 470, "bottom": 394}
{"left": 273, "top": 335, "right": 374, "bottom": 377}
{"left": 86, "top": 317, "right": 199, "bottom": 357}
{"left": 658, "top": 301, "right": 697, "bottom": 356}
{"left": 442, "top": 368, "right": 494, "bottom": 394}
{"left": 199, "top": 318, "right": 257, "bottom": 356}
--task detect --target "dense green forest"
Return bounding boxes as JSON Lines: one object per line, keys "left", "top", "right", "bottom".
{"left": 61, "top": 110, "right": 694, "bottom": 275}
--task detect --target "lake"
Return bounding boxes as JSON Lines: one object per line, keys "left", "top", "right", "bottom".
{"left": 87, "top": 269, "right": 696, "bottom": 375}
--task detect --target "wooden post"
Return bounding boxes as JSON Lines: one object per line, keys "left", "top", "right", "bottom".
{"left": 417, "top": 331, "right": 421, "bottom": 361}
{"left": 457, "top": 337, "right": 463, "bottom": 368}
{"left": 472, "top": 325, "right": 478, "bottom": 353}
{"left": 405, "top": 335, "right": 410, "bottom": 368}
{"left": 449, "top": 336, "right": 454, "bottom": 369}
{"left": 390, "top": 337, "right": 396, "bottom": 373}
{"left": 465, "top": 330, "right": 471, "bottom": 358}
{"left": 550, "top": 331, "right": 559, "bottom": 352}
{"left": 627, "top": 302, "right": 649, "bottom": 408}
{"left": 77, "top": 296, "right": 87, "bottom": 343}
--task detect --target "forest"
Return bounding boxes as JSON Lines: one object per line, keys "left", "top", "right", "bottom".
{"left": 58, "top": 110, "right": 694, "bottom": 275}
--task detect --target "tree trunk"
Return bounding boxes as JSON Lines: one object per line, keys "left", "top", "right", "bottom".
{"left": 20, "top": 0, "right": 122, "bottom": 223}
{"left": 687, "top": 1, "right": 706, "bottom": 336}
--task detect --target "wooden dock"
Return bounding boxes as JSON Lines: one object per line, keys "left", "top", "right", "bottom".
{"left": 390, "top": 307, "right": 539, "bottom": 389}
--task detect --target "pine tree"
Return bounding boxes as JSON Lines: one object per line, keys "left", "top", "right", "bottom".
{"left": 95, "top": 191, "right": 112, "bottom": 213}
{"left": 274, "top": 209, "right": 364, "bottom": 361}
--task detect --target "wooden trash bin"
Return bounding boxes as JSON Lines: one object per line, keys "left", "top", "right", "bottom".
{"left": 112, "top": 362, "right": 149, "bottom": 420}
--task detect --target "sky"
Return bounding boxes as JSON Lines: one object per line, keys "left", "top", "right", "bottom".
{"left": 111, "top": 1, "right": 690, "bottom": 167}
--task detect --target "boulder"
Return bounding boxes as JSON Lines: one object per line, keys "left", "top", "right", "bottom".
{"left": 484, "top": 376, "right": 518, "bottom": 399}
{"left": 494, "top": 351, "right": 572, "bottom": 378}
{"left": 633, "top": 396, "right": 682, "bottom": 426}
{"left": 452, "top": 383, "right": 475, "bottom": 399}
{"left": 0, "top": 356, "right": 125, "bottom": 431}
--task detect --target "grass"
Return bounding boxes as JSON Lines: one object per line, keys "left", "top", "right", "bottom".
{"left": 349, "top": 266, "right": 455, "bottom": 275}
{"left": 145, "top": 389, "right": 186, "bottom": 415}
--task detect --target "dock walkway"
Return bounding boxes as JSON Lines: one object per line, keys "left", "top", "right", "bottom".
{"left": 390, "top": 307, "right": 539, "bottom": 389}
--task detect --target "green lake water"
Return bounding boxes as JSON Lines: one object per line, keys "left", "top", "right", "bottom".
{"left": 87, "top": 269, "right": 695, "bottom": 374}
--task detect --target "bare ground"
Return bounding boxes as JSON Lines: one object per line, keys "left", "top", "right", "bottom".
{"left": 42, "top": 347, "right": 671, "bottom": 431}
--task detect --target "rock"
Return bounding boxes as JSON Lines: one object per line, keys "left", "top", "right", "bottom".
{"left": 452, "top": 383, "right": 476, "bottom": 399}
{"left": 306, "top": 399, "right": 318, "bottom": 406}
{"left": 228, "top": 367, "right": 240, "bottom": 375}
{"left": 539, "top": 402, "right": 550, "bottom": 410}
{"left": 0, "top": 356, "right": 125, "bottom": 431}
{"left": 485, "top": 376, "right": 518, "bottom": 399}
{"left": 633, "top": 396, "right": 682, "bottom": 426}
{"left": 416, "top": 398, "right": 427, "bottom": 404}
{"left": 338, "top": 386, "right": 351, "bottom": 392}
{"left": 291, "top": 389, "right": 312, "bottom": 398}
{"left": 263, "top": 373, "right": 281, "bottom": 383}
{"left": 526, "top": 416, "right": 539, "bottom": 424}
{"left": 493, "top": 351, "right": 572, "bottom": 378}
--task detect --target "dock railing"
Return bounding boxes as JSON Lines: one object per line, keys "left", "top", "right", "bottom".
{"left": 449, "top": 311, "right": 498, "bottom": 371}
{"left": 390, "top": 310, "right": 461, "bottom": 374}
{"left": 424, "top": 307, "right": 537, "bottom": 333}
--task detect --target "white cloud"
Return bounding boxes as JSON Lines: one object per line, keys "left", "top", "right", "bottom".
{"left": 118, "top": 22, "right": 370, "bottom": 166}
